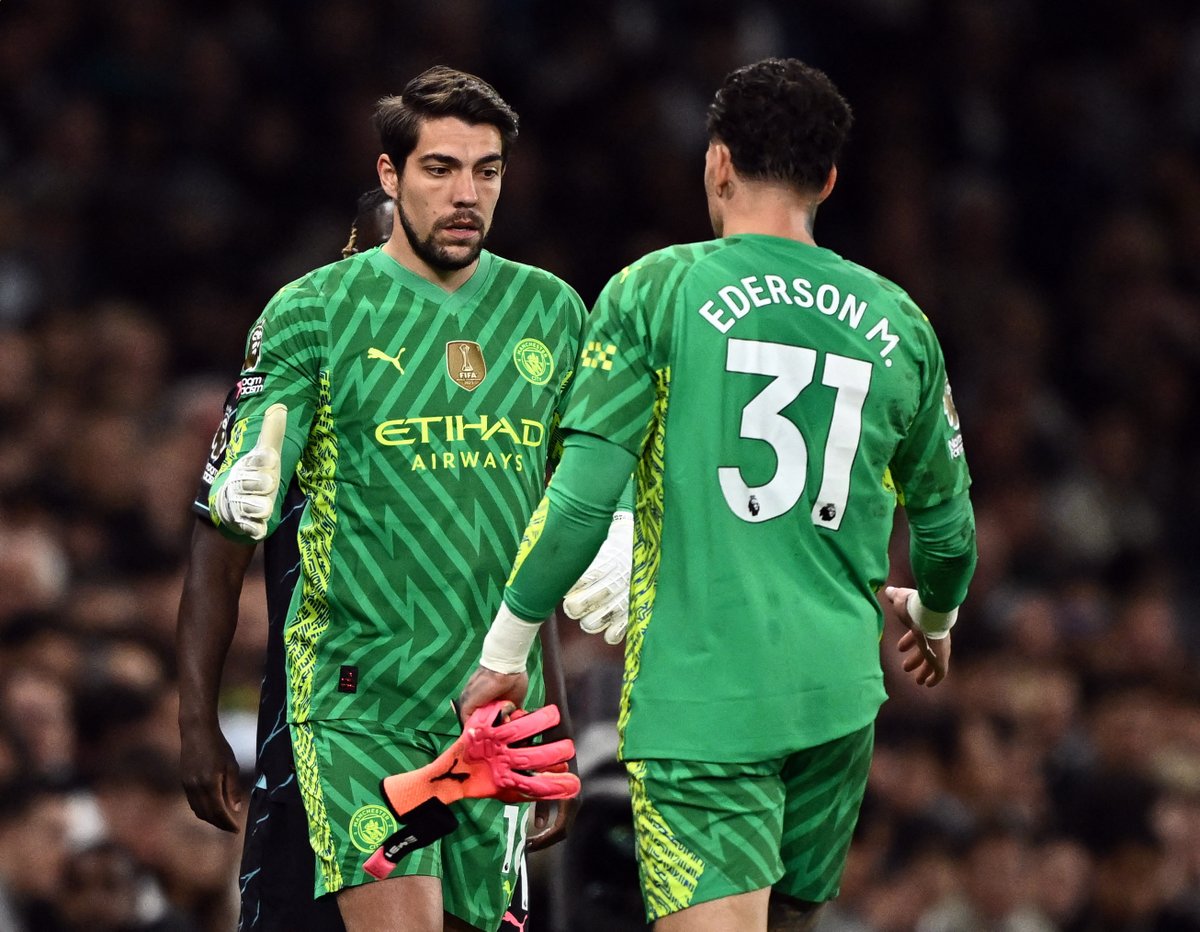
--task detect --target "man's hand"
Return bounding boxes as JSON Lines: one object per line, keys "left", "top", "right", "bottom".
{"left": 563, "top": 511, "right": 632, "bottom": 644}
{"left": 527, "top": 779, "right": 580, "bottom": 851}
{"left": 213, "top": 404, "right": 288, "bottom": 540}
{"left": 179, "top": 721, "right": 243, "bottom": 833}
{"left": 457, "top": 666, "right": 529, "bottom": 721}
{"left": 369, "top": 701, "right": 580, "bottom": 879}
{"left": 884, "top": 585, "right": 951, "bottom": 687}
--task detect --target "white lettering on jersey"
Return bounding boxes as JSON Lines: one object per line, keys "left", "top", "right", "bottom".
{"left": 697, "top": 273, "right": 898, "bottom": 363}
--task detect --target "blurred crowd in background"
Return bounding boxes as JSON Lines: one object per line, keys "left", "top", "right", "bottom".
{"left": 1, "top": 1, "right": 1199, "bottom": 930}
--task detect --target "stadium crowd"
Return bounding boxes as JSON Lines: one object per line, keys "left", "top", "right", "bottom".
{"left": 1, "top": 1, "right": 1199, "bottom": 929}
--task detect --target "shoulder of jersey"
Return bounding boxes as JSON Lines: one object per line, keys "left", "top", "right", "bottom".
{"left": 271, "top": 252, "right": 375, "bottom": 305}
{"left": 613, "top": 239, "right": 725, "bottom": 288}
{"left": 835, "top": 256, "right": 930, "bottom": 324}
{"left": 489, "top": 254, "right": 583, "bottom": 302}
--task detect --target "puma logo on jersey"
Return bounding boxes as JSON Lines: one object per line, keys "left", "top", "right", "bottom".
{"left": 429, "top": 757, "right": 470, "bottom": 784}
{"left": 368, "top": 347, "right": 406, "bottom": 374}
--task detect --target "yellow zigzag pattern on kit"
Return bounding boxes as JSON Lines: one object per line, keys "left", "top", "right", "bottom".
{"left": 619, "top": 366, "right": 669, "bottom": 759}
{"left": 628, "top": 759, "right": 705, "bottom": 919}
{"left": 285, "top": 372, "right": 343, "bottom": 892}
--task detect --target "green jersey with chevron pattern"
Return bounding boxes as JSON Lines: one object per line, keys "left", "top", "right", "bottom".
{"left": 212, "top": 247, "right": 585, "bottom": 736}
{"left": 561, "top": 234, "right": 971, "bottom": 761}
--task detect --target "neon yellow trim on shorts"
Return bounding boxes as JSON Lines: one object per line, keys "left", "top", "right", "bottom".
{"left": 628, "top": 759, "right": 705, "bottom": 919}
{"left": 291, "top": 722, "right": 343, "bottom": 893}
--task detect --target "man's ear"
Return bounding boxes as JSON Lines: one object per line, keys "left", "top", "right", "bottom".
{"left": 378, "top": 154, "right": 400, "bottom": 199}
{"left": 816, "top": 165, "right": 838, "bottom": 204}
{"left": 706, "top": 142, "right": 735, "bottom": 197}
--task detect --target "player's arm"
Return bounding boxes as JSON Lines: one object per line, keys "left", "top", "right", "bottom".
{"left": 210, "top": 288, "right": 321, "bottom": 542}
{"left": 887, "top": 325, "right": 977, "bottom": 686}
{"left": 884, "top": 493, "right": 976, "bottom": 686}
{"left": 177, "top": 519, "right": 256, "bottom": 832}
{"left": 562, "top": 476, "right": 635, "bottom": 645}
{"left": 177, "top": 386, "right": 259, "bottom": 831}
{"left": 545, "top": 288, "right": 636, "bottom": 645}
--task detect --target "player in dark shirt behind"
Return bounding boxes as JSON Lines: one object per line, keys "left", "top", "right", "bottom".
{"left": 176, "top": 189, "right": 573, "bottom": 932}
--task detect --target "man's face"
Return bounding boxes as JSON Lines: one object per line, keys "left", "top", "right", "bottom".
{"left": 391, "top": 116, "right": 504, "bottom": 272}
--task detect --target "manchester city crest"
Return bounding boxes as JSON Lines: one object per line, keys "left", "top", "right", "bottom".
{"left": 513, "top": 338, "right": 554, "bottom": 386}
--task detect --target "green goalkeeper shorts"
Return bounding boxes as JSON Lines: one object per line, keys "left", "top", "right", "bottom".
{"left": 626, "top": 722, "right": 873, "bottom": 922}
{"left": 290, "top": 719, "right": 528, "bottom": 931}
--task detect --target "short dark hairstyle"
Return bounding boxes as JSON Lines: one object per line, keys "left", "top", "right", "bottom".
{"left": 342, "top": 187, "right": 394, "bottom": 257}
{"left": 355, "top": 187, "right": 392, "bottom": 217}
{"left": 706, "top": 58, "right": 853, "bottom": 193}
{"left": 374, "top": 66, "right": 519, "bottom": 168}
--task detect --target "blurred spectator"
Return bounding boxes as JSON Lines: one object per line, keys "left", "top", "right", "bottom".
{"left": 916, "top": 821, "right": 1056, "bottom": 932}
{"left": 0, "top": 779, "right": 72, "bottom": 931}
{"left": 0, "top": 666, "right": 76, "bottom": 783}
{"left": 51, "top": 840, "right": 198, "bottom": 932}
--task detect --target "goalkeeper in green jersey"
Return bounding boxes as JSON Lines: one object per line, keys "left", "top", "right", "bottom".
{"left": 205, "top": 67, "right": 626, "bottom": 932}
{"left": 460, "top": 58, "right": 977, "bottom": 931}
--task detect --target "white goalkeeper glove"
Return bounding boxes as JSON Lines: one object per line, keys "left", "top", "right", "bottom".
{"left": 213, "top": 404, "right": 288, "bottom": 541}
{"left": 563, "top": 511, "right": 632, "bottom": 645}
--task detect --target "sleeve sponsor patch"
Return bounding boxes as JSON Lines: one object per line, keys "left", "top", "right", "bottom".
{"left": 237, "top": 374, "right": 267, "bottom": 397}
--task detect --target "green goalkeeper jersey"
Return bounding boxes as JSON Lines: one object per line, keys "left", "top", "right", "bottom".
{"left": 212, "top": 248, "right": 585, "bottom": 736}
{"left": 561, "top": 234, "right": 972, "bottom": 760}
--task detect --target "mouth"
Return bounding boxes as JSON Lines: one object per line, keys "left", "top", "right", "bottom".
{"left": 439, "top": 215, "right": 483, "bottom": 242}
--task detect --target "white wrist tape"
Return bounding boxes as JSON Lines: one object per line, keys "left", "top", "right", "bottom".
{"left": 906, "top": 591, "right": 958, "bottom": 640}
{"left": 480, "top": 603, "right": 542, "bottom": 674}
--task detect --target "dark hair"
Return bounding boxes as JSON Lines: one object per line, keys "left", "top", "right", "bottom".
{"left": 373, "top": 65, "right": 519, "bottom": 168}
{"left": 706, "top": 58, "right": 853, "bottom": 193}
{"left": 342, "top": 188, "right": 394, "bottom": 258}
{"left": 355, "top": 187, "right": 392, "bottom": 216}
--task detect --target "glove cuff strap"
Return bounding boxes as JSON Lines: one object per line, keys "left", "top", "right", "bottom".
{"left": 481, "top": 603, "right": 542, "bottom": 674}
{"left": 906, "top": 591, "right": 958, "bottom": 640}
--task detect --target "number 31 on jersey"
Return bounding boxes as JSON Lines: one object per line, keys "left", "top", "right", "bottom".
{"left": 719, "top": 338, "right": 872, "bottom": 529}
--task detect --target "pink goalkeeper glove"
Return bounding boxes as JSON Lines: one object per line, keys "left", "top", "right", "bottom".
{"left": 365, "top": 701, "right": 579, "bottom": 879}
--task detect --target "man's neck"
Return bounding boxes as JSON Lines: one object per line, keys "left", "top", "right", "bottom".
{"left": 382, "top": 237, "right": 477, "bottom": 293}
{"left": 719, "top": 185, "right": 819, "bottom": 245}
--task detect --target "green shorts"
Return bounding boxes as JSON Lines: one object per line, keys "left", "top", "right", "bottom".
{"left": 291, "top": 720, "right": 528, "bottom": 931}
{"left": 626, "top": 722, "right": 873, "bottom": 922}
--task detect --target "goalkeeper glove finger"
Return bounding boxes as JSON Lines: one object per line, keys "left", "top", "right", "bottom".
{"left": 577, "top": 598, "right": 629, "bottom": 645}
{"left": 213, "top": 404, "right": 287, "bottom": 541}
{"left": 563, "top": 511, "right": 632, "bottom": 643}
{"left": 369, "top": 702, "right": 580, "bottom": 880}
{"left": 379, "top": 700, "right": 580, "bottom": 817}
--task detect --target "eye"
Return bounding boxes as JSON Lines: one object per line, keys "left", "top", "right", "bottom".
{"left": 479, "top": 167, "right": 500, "bottom": 180}
{"left": 427, "top": 165, "right": 450, "bottom": 177}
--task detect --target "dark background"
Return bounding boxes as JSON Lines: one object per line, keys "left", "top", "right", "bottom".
{"left": 1, "top": 1, "right": 1199, "bottom": 930}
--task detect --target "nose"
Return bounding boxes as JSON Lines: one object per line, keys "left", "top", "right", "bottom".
{"left": 452, "top": 171, "right": 478, "bottom": 207}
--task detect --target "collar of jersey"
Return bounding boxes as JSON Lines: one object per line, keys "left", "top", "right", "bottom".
{"left": 724, "top": 233, "right": 842, "bottom": 261}
{"left": 369, "top": 247, "right": 496, "bottom": 307}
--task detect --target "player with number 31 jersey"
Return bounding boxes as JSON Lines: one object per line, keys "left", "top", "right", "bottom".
{"left": 566, "top": 232, "right": 969, "bottom": 761}
{"left": 459, "top": 57, "right": 976, "bottom": 930}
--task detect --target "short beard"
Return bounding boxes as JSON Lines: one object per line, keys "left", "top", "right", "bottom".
{"left": 397, "top": 201, "right": 486, "bottom": 271}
